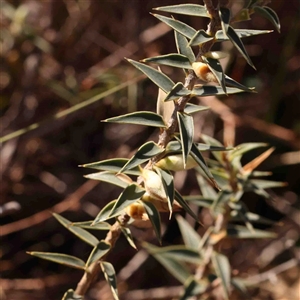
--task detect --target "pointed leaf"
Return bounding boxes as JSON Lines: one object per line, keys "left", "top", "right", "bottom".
{"left": 176, "top": 215, "right": 201, "bottom": 250}
{"left": 142, "top": 54, "right": 192, "bottom": 69}
{"left": 211, "top": 190, "right": 231, "bottom": 211}
{"left": 103, "top": 111, "right": 166, "bottom": 128}
{"left": 62, "top": 289, "right": 83, "bottom": 300}
{"left": 121, "top": 227, "right": 137, "bottom": 249}
{"left": 219, "top": 7, "right": 231, "bottom": 35}
{"left": 165, "top": 140, "right": 182, "bottom": 155}
{"left": 93, "top": 200, "right": 117, "bottom": 224}
{"left": 227, "top": 225, "right": 276, "bottom": 238}
{"left": 72, "top": 221, "right": 111, "bottom": 231}
{"left": 191, "top": 144, "right": 220, "bottom": 190}
{"left": 181, "top": 277, "right": 206, "bottom": 300}
{"left": 120, "top": 142, "right": 164, "bottom": 173}
{"left": 109, "top": 184, "right": 145, "bottom": 218}
{"left": 250, "top": 179, "right": 287, "bottom": 190}
{"left": 164, "top": 82, "right": 191, "bottom": 101}
{"left": 212, "top": 252, "right": 231, "bottom": 300}
{"left": 225, "top": 75, "right": 255, "bottom": 92}
{"left": 28, "top": 252, "right": 86, "bottom": 270}
{"left": 157, "top": 84, "right": 174, "bottom": 122}
{"left": 203, "top": 57, "right": 226, "bottom": 93}
{"left": 100, "top": 262, "right": 119, "bottom": 300}
{"left": 85, "top": 171, "right": 130, "bottom": 189}
{"left": 175, "top": 190, "right": 199, "bottom": 222}
{"left": 229, "top": 143, "right": 267, "bottom": 161}
{"left": 196, "top": 174, "right": 218, "bottom": 199}
{"left": 175, "top": 30, "right": 195, "bottom": 64}
{"left": 177, "top": 112, "right": 194, "bottom": 168}
{"left": 227, "top": 26, "right": 255, "bottom": 69}
{"left": 254, "top": 6, "right": 280, "bottom": 32}
{"left": 185, "top": 103, "right": 209, "bottom": 114}
{"left": 192, "top": 85, "right": 245, "bottom": 97}
{"left": 184, "top": 195, "right": 215, "bottom": 208}
{"left": 153, "top": 14, "right": 196, "bottom": 39}
{"left": 53, "top": 213, "right": 99, "bottom": 247}
{"left": 231, "top": 211, "right": 276, "bottom": 225}
{"left": 189, "top": 30, "right": 214, "bottom": 46}
{"left": 127, "top": 59, "right": 174, "bottom": 93}
{"left": 80, "top": 158, "right": 141, "bottom": 176}
{"left": 156, "top": 168, "right": 175, "bottom": 217}
{"left": 195, "top": 143, "right": 231, "bottom": 152}
{"left": 154, "top": 4, "right": 210, "bottom": 18}
{"left": 142, "top": 200, "right": 162, "bottom": 243}
{"left": 86, "top": 241, "right": 111, "bottom": 267}
{"left": 215, "top": 29, "right": 273, "bottom": 41}
{"left": 201, "top": 134, "right": 225, "bottom": 165}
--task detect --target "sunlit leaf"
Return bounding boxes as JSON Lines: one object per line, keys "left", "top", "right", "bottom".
{"left": 212, "top": 252, "right": 231, "bottom": 300}
{"left": 101, "top": 262, "right": 119, "bottom": 300}
{"left": 84, "top": 171, "right": 130, "bottom": 189}
{"left": 203, "top": 57, "right": 226, "bottom": 93}
{"left": 142, "top": 200, "right": 162, "bottom": 243}
{"left": 227, "top": 26, "right": 255, "bottom": 69}
{"left": 185, "top": 103, "right": 209, "bottom": 114}
{"left": 164, "top": 82, "right": 191, "bottom": 101}
{"left": 192, "top": 85, "right": 246, "bottom": 97}
{"left": 175, "top": 30, "right": 195, "bottom": 64}
{"left": 227, "top": 225, "right": 276, "bottom": 238}
{"left": 127, "top": 59, "right": 174, "bottom": 92}
{"left": 80, "top": 158, "right": 141, "bottom": 176}
{"left": 225, "top": 75, "right": 255, "bottom": 92}
{"left": 177, "top": 112, "right": 194, "bottom": 168}
{"left": 28, "top": 252, "right": 86, "bottom": 270}
{"left": 93, "top": 200, "right": 117, "bottom": 224}
{"left": 254, "top": 6, "right": 280, "bottom": 32}
{"left": 152, "top": 14, "right": 196, "bottom": 39}
{"left": 176, "top": 215, "right": 201, "bottom": 250}
{"left": 175, "top": 190, "right": 199, "bottom": 222}
{"left": 142, "top": 54, "right": 192, "bottom": 69}
{"left": 53, "top": 213, "right": 99, "bottom": 247}
{"left": 71, "top": 221, "right": 111, "bottom": 231}
{"left": 154, "top": 4, "right": 210, "bottom": 18}
{"left": 189, "top": 30, "right": 214, "bottom": 46}
{"left": 201, "top": 134, "right": 225, "bottom": 165}
{"left": 229, "top": 143, "right": 267, "bottom": 161}
{"left": 121, "top": 227, "right": 137, "bottom": 249}
{"left": 215, "top": 29, "right": 272, "bottom": 41}
{"left": 250, "top": 179, "right": 287, "bottom": 189}
{"left": 103, "top": 111, "right": 166, "bottom": 128}
{"left": 109, "top": 184, "right": 145, "bottom": 218}
{"left": 86, "top": 241, "right": 111, "bottom": 267}
{"left": 195, "top": 143, "right": 231, "bottom": 152}
{"left": 62, "top": 289, "right": 83, "bottom": 300}
{"left": 120, "top": 141, "right": 164, "bottom": 173}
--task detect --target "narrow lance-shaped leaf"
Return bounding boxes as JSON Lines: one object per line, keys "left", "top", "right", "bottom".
{"left": 189, "top": 30, "right": 214, "bottom": 46}
{"left": 225, "top": 75, "right": 255, "bottom": 92}
{"left": 142, "top": 54, "right": 192, "bottom": 69}
{"left": 85, "top": 171, "right": 130, "bottom": 189}
{"left": 80, "top": 158, "right": 141, "bottom": 176}
{"left": 212, "top": 252, "right": 231, "bottom": 300}
{"left": 219, "top": 7, "right": 231, "bottom": 35}
{"left": 71, "top": 221, "right": 111, "bottom": 231}
{"left": 127, "top": 59, "right": 174, "bottom": 92}
{"left": 101, "top": 262, "right": 119, "bottom": 300}
{"left": 177, "top": 112, "right": 194, "bottom": 168}
{"left": 142, "top": 200, "right": 162, "bottom": 243}
{"left": 250, "top": 179, "right": 287, "bottom": 190}
{"left": 227, "top": 225, "right": 276, "bottom": 238}
{"left": 185, "top": 103, "right": 209, "bottom": 114}
{"left": 103, "top": 111, "right": 166, "bottom": 128}
{"left": 203, "top": 57, "right": 226, "bottom": 93}
{"left": 164, "top": 82, "right": 191, "bottom": 101}
{"left": 201, "top": 134, "right": 225, "bottom": 165}
{"left": 175, "top": 190, "right": 199, "bottom": 222}
{"left": 152, "top": 14, "right": 196, "bottom": 39}
{"left": 215, "top": 29, "right": 273, "bottom": 41}
{"left": 192, "top": 85, "right": 246, "bottom": 97}
{"left": 109, "top": 184, "right": 145, "bottom": 218}
{"left": 28, "top": 252, "right": 86, "bottom": 270}
{"left": 120, "top": 141, "right": 164, "bottom": 173}
{"left": 254, "top": 6, "right": 280, "bottom": 32}
{"left": 175, "top": 30, "right": 195, "bottom": 64}
{"left": 196, "top": 174, "right": 218, "bottom": 199}
{"left": 227, "top": 26, "right": 256, "bottom": 69}
{"left": 53, "top": 213, "right": 99, "bottom": 247}
{"left": 62, "top": 289, "right": 83, "bottom": 300}
{"left": 86, "top": 241, "right": 111, "bottom": 267}
{"left": 93, "top": 200, "right": 117, "bottom": 224}
{"left": 154, "top": 4, "right": 210, "bottom": 18}
{"left": 121, "top": 227, "right": 137, "bottom": 249}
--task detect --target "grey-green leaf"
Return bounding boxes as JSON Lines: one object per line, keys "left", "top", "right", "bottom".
{"left": 227, "top": 26, "right": 255, "bottom": 69}
{"left": 228, "top": 142, "right": 267, "bottom": 162}
{"left": 152, "top": 14, "right": 196, "bottom": 39}
{"left": 185, "top": 103, "right": 209, "bottom": 114}
{"left": 212, "top": 252, "right": 231, "bottom": 300}
{"left": 175, "top": 190, "right": 199, "bottom": 222}
{"left": 103, "top": 111, "right": 166, "bottom": 128}
{"left": 180, "top": 278, "right": 206, "bottom": 300}
{"left": 254, "top": 6, "right": 280, "bottom": 32}
{"left": 219, "top": 7, "right": 231, "bottom": 35}
{"left": 84, "top": 171, "right": 130, "bottom": 189}
{"left": 62, "top": 289, "right": 83, "bottom": 300}
{"left": 101, "top": 262, "right": 119, "bottom": 300}
{"left": 164, "top": 82, "right": 192, "bottom": 101}
{"left": 142, "top": 200, "right": 162, "bottom": 243}
{"left": 109, "top": 184, "right": 145, "bottom": 218}
{"left": 154, "top": 4, "right": 210, "bottom": 18}
{"left": 189, "top": 30, "right": 214, "bottom": 46}
{"left": 196, "top": 174, "right": 218, "bottom": 199}
{"left": 201, "top": 134, "right": 225, "bottom": 165}
{"left": 177, "top": 112, "right": 194, "bottom": 168}
{"left": 80, "top": 158, "right": 141, "bottom": 176}
{"left": 250, "top": 179, "right": 287, "bottom": 190}
{"left": 176, "top": 215, "right": 201, "bottom": 250}
{"left": 227, "top": 225, "right": 276, "bottom": 238}
{"left": 175, "top": 30, "right": 195, "bottom": 64}
{"left": 127, "top": 59, "right": 174, "bottom": 93}
{"left": 53, "top": 213, "right": 99, "bottom": 247}
{"left": 93, "top": 200, "right": 117, "bottom": 224}
{"left": 28, "top": 252, "right": 86, "bottom": 270}
{"left": 215, "top": 29, "right": 273, "bottom": 41}
{"left": 203, "top": 57, "right": 226, "bottom": 93}
{"left": 225, "top": 75, "right": 255, "bottom": 92}
{"left": 195, "top": 143, "right": 231, "bottom": 152}
{"left": 72, "top": 221, "right": 111, "bottom": 231}
{"left": 86, "top": 241, "right": 111, "bottom": 267}
{"left": 120, "top": 141, "right": 164, "bottom": 173}
{"left": 142, "top": 54, "right": 192, "bottom": 69}
{"left": 121, "top": 227, "right": 137, "bottom": 249}
{"left": 192, "top": 85, "right": 245, "bottom": 97}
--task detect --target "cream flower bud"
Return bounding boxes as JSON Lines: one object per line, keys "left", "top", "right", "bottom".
{"left": 155, "top": 154, "right": 197, "bottom": 171}
{"left": 192, "top": 62, "right": 218, "bottom": 83}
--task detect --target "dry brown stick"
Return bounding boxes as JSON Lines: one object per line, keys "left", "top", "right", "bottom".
{"left": 1, "top": 180, "right": 99, "bottom": 236}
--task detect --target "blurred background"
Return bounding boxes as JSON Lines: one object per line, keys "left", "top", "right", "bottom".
{"left": 1, "top": 0, "right": 300, "bottom": 299}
